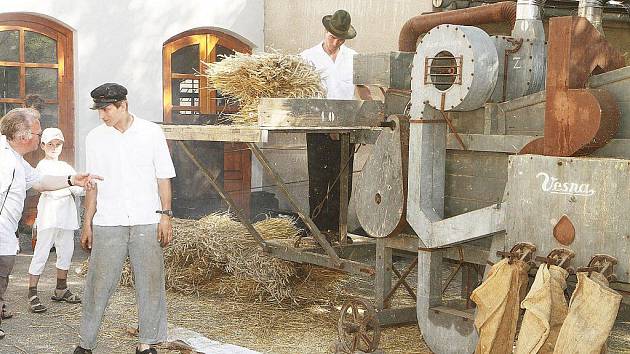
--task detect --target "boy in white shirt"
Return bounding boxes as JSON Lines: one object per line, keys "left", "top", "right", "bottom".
{"left": 27, "top": 128, "right": 83, "bottom": 313}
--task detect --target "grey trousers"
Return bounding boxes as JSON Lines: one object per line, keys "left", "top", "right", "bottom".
{"left": 0, "top": 255, "right": 16, "bottom": 318}
{"left": 79, "top": 225, "right": 167, "bottom": 349}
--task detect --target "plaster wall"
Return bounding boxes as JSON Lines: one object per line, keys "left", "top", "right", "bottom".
{"left": 0, "top": 0, "right": 264, "bottom": 170}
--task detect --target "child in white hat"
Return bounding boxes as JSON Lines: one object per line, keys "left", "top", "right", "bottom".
{"left": 28, "top": 127, "right": 83, "bottom": 313}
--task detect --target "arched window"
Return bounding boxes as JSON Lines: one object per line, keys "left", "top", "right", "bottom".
{"left": 0, "top": 13, "right": 74, "bottom": 163}
{"left": 163, "top": 29, "right": 252, "bottom": 217}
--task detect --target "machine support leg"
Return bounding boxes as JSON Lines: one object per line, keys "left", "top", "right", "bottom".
{"left": 247, "top": 142, "right": 342, "bottom": 266}
{"left": 375, "top": 238, "right": 392, "bottom": 310}
{"left": 339, "top": 133, "right": 350, "bottom": 244}
{"left": 387, "top": 257, "right": 418, "bottom": 303}
{"left": 178, "top": 141, "right": 269, "bottom": 252}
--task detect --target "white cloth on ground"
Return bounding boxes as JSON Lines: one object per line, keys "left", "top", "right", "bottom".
{"left": 34, "top": 159, "right": 83, "bottom": 232}
{"left": 0, "top": 135, "right": 41, "bottom": 255}
{"left": 28, "top": 227, "right": 74, "bottom": 275}
{"left": 300, "top": 42, "right": 357, "bottom": 100}
{"left": 85, "top": 115, "right": 176, "bottom": 227}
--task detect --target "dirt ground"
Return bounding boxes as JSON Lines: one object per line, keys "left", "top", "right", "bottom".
{"left": 0, "top": 235, "right": 429, "bottom": 354}
{"left": 0, "top": 234, "right": 628, "bottom": 354}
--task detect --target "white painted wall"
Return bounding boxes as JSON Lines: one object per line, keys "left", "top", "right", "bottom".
{"left": 0, "top": 0, "right": 264, "bottom": 170}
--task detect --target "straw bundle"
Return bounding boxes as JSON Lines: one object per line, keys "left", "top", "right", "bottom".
{"left": 81, "top": 213, "right": 304, "bottom": 303}
{"left": 203, "top": 52, "right": 323, "bottom": 124}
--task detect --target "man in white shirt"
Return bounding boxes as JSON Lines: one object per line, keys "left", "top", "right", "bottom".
{"left": 300, "top": 10, "right": 371, "bottom": 238}
{"left": 0, "top": 108, "right": 100, "bottom": 339}
{"left": 74, "top": 83, "right": 176, "bottom": 354}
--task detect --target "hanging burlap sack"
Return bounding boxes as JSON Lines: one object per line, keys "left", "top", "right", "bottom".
{"left": 515, "top": 264, "right": 569, "bottom": 354}
{"left": 471, "top": 258, "right": 530, "bottom": 354}
{"left": 553, "top": 272, "right": 622, "bottom": 354}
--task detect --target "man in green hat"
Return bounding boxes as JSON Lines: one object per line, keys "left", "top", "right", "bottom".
{"left": 300, "top": 10, "right": 371, "bottom": 239}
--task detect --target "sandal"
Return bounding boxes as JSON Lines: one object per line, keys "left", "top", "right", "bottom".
{"left": 1, "top": 304, "right": 13, "bottom": 319}
{"left": 29, "top": 296, "right": 47, "bottom": 313}
{"left": 51, "top": 288, "right": 81, "bottom": 304}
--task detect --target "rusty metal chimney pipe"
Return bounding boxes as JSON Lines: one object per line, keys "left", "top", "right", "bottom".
{"left": 398, "top": 1, "right": 517, "bottom": 52}
{"left": 578, "top": 0, "right": 605, "bottom": 34}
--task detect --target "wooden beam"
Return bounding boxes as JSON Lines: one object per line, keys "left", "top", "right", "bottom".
{"left": 353, "top": 51, "right": 414, "bottom": 90}
{"left": 161, "top": 124, "right": 266, "bottom": 143}
{"left": 258, "top": 98, "right": 384, "bottom": 128}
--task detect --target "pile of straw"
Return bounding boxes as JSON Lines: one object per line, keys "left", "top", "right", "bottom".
{"left": 81, "top": 213, "right": 304, "bottom": 303}
{"left": 203, "top": 52, "right": 323, "bottom": 124}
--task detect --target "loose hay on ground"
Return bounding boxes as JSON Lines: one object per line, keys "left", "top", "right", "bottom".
{"left": 81, "top": 213, "right": 308, "bottom": 303}
{"left": 202, "top": 52, "right": 323, "bottom": 124}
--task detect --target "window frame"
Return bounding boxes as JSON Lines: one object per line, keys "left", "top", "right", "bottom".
{"left": 162, "top": 29, "right": 250, "bottom": 122}
{"left": 0, "top": 13, "right": 74, "bottom": 164}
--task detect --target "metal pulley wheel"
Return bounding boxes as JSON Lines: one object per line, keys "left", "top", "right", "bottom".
{"left": 337, "top": 298, "right": 381, "bottom": 353}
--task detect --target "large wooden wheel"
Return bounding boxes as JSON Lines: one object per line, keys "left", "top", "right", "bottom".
{"left": 337, "top": 298, "right": 381, "bottom": 353}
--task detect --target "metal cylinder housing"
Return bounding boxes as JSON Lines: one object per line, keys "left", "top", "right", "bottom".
{"left": 413, "top": 25, "right": 499, "bottom": 112}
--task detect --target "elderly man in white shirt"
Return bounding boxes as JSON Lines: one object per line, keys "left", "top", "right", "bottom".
{"left": 0, "top": 108, "right": 100, "bottom": 339}
{"left": 74, "top": 83, "right": 176, "bottom": 354}
{"left": 300, "top": 9, "right": 371, "bottom": 238}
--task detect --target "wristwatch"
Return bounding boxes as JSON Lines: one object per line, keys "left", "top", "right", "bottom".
{"left": 156, "top": 209, "right": 174, "bottom": 217}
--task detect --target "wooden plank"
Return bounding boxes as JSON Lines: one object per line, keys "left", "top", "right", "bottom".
{"left": 430, "top": 306, "right": 474, "bottom": 320}
{"left": 258, "top": 98, "right": 384, "bottom": 128}
{"left": 429, "top": 203, "right": 506, "bottom": 248}
{"left": 353, "top": 51, "right": 414, "bottom": 90}
{"left": 339, "top": 133, "right": 350, "bottom": 243}
{"left": 265, "top": 241, "right": 375, "bottom": 276}
{"left": 384, "top": 90, "right": 410, "bottom": 116}
{"left": 161, "top": 124, "right": 265, "bottom": 143}
{"left": 445, "top": 174, "right": 505, "bottom": 205}
{"left": 449, "top": 109, "right": 485, "bottom": 135}
{"left": 375, "top": 239, "right": 393, "bottom": 311}
{"left": 375, "top": 307, "right": 418, "bottom": 326}
{"left": 446, "top": 150, "right": 509, "bottom": 179}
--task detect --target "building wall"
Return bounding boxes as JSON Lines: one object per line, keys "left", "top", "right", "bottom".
{"left": 264, "top": 0, "right": 431, "bottom": 54}
{"left": 0, "top": 0, "right": 264, "bottom": 170}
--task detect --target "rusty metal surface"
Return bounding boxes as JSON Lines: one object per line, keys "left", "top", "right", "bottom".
{"left": 519, "top": 16, "right": 626, "bottom": 157}
{"left": 337, "top": 298, "right": 381, "bottom": 353}
{"left": 553, "top": 215, "right": 576, "bottom": 246}
{"left": 398, "top": 1, "right": 516, "bottom": 52}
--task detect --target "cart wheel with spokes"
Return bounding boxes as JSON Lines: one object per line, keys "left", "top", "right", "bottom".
{"left": 337, "top": 298, "right": 381, "bottom": 353}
